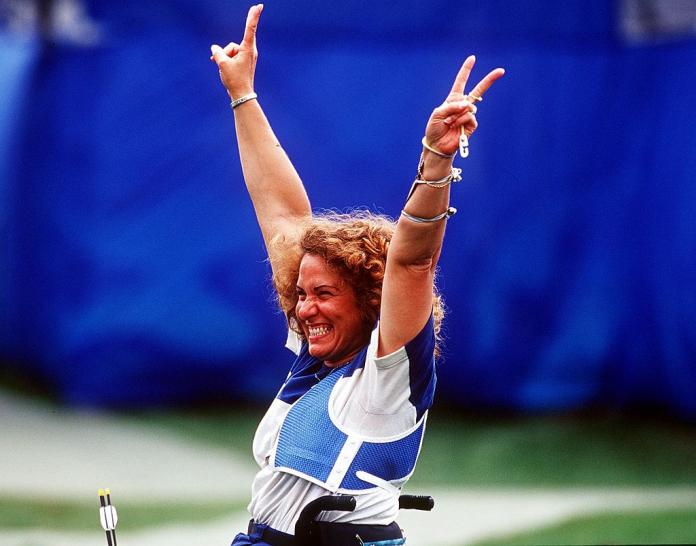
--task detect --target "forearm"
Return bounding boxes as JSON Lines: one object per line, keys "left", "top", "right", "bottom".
{"left": 389, "top": 149, "right": 454, "bottom": 268}
{"left": 378, "top": 55, "right": 504, "bottom": 355}
{"left": 210, "top": 5, "right": 310, "bottom": 250}
{"left": 378, "top": 149, "right": 453, "bottom": 355}
{"left": 233, "top": 99, "right": 312, "bottom": 250}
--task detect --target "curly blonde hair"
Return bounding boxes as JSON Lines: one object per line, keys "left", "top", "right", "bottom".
{"left": 270, "top": 210, "right": 444, "bottom": 357}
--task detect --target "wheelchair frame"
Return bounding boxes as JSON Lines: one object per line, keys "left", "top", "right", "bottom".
{"left": 294, "top": 494, "right": 434, "bottom": 546}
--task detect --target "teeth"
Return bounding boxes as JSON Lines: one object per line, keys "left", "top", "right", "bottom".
{"left": 308, "top": 325, "right": 331, "bottom": 337}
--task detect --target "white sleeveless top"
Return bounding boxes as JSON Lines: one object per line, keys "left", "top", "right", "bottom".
{"left": 247, "top": 319, "right": 436, "bottom": 534}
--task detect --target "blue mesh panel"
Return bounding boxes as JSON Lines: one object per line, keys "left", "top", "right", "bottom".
{"left": 341, "top": 420, "right": 425, "bottom": 490}
{"left": 275, "top": 368, "right": 347, "bottom": 482}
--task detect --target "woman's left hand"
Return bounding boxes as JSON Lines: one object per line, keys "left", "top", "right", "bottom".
{"left": 424, "top": 56, "right": 505, "bottom": 156}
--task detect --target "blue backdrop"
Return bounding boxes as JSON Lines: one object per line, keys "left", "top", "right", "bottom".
{"left": 1, "top": 1, "right": 695, "bottom": 417}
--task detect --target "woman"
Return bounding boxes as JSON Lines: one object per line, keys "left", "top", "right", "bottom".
{"left": 210, "top": 5, "right": 504, "bottom": 545}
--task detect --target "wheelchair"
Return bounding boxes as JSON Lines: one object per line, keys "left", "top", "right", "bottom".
{"left": 294, "top": 493, "right": 434, "bottom": 546}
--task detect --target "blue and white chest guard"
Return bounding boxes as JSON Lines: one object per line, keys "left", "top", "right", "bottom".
{"left": 271, "top": 362, "right": 426, "bottom": 494}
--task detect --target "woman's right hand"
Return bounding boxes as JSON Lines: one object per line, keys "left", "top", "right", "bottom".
{"left": 210, "top": 4, "right": 264, "bottom": 100}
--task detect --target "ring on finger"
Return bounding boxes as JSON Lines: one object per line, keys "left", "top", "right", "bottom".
{"left": 467, "top": 94, "right": 483, "bottom": 103}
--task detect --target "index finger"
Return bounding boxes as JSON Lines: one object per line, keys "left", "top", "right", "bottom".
{"left": 467, "top": 67, "right": 505, "bottom": 100}
{"left": 450, "top": 55, "right": 476, "bottom": 95}
{"left": 241, "top": 4, "right": 263, "bottom": 48}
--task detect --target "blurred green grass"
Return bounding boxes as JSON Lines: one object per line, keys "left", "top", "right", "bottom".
{"left": 470, "top": 507, "right": 696, "bottom": 546}
{"left": 129, "top": 407, "right": 696, "bottom": 545}
{"left": 415, "top": 409, "right": 696, "bottom": 486}
{"left": 132, "top": 406, "right": 696, "bottom": 486}
{"left": 0, "top": 497, "right": 246, "bottom": 531}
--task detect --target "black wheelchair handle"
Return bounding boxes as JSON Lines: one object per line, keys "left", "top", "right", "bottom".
{"left": 301, "top": 494, "right": 357, "bottom": 519}
{"left": 398, "top": 494, "right": 435, "bottom": 511}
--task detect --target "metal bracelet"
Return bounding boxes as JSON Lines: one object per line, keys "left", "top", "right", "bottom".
{"left": 406, "top": 166, "right": 462, "bottom": 202}
{"left": 230, "top": 92, "right": 258, "bottom": 110}
{"left": 423, "top": 167, "right": 462, "bottom": 188}
{"left": 421, "top": 136, "right": 456, "bottom": 158}
{"left": 400, "top": 206, "right": 457, "bottom": 223}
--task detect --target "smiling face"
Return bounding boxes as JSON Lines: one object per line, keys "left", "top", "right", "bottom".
{"left": 295, "top": 253, "right": 368, "bottom": 367}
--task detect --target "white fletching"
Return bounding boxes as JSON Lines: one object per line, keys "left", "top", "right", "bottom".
{"left": 99, "top": 505, "right": 118, "bottom": 531}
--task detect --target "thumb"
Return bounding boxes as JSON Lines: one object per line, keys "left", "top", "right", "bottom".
{"left": 210, "top": 44, "right": 226, "bottom": 65}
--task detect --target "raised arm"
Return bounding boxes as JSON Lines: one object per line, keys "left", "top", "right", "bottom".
{"left": 210, "top": 4, "right": 311, "bottom": 265}
{"left": 378, "top": 56, "right": 504, "bottom": 356}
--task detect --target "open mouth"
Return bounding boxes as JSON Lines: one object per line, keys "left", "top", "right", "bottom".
{"left": 307, "top": 324, "right": 332, "bottom": 339}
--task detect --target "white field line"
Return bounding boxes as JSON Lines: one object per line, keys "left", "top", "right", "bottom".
{"left": 399, "top": 486, "right": 696, "bottom": 545}
{"left": 0, "top": 511, "right": 251, "bottom": 546}
{"left": 0, "top": 392, "right": 256, "bottom": 501}
{"left": 2, "top": 487, "right": 696, "bottom": 546}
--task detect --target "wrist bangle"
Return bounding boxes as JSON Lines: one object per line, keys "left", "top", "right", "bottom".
{"left": 404, "top": 151, "right": 462, "bottom": 203}
{"left": 401, "top": 206, "right": 457, "bottom": 223}
{"left": 230, "top": 92, "right": 258, "bottom": 110}
{"left": 421, "top": 136, "right": 456, "bottom": 158}
{"left": 405, "top": 167, "right": 462, "bottom": 203}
